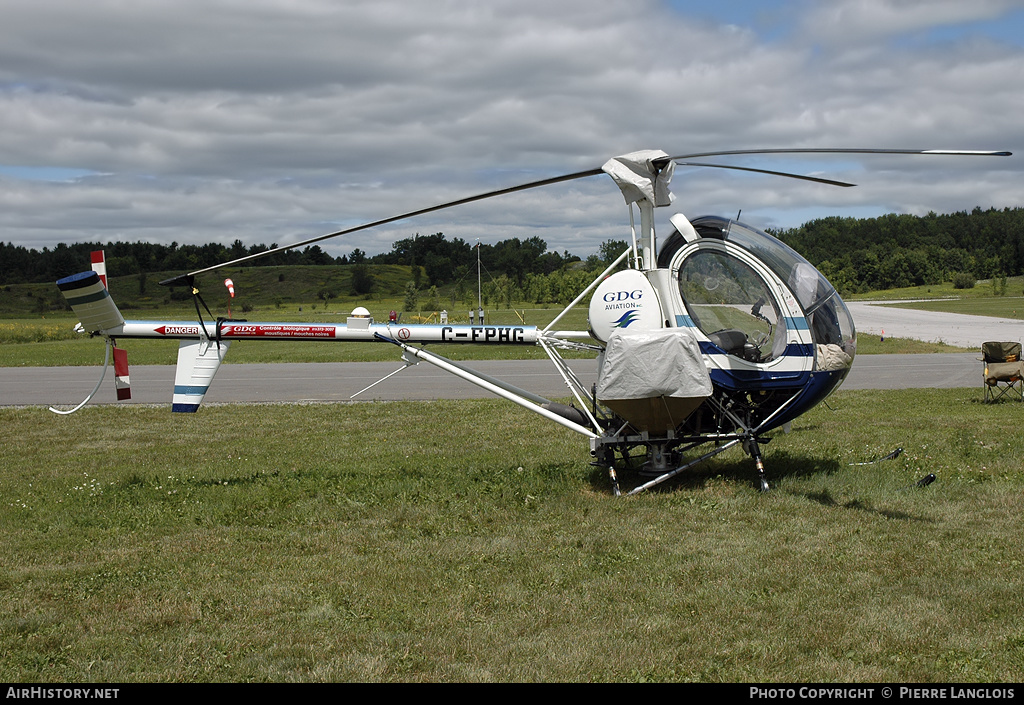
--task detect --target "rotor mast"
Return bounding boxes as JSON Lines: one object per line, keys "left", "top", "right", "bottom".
{"left": 639, "top": 199, "right": 656, "bottom": 270}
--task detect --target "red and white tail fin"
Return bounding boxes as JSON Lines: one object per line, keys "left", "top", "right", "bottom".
{"left": 52, "top": 250, "right": 132, "bottom": 410}
{"left": 90, "top": 250, "right": 108, "bottom": 289}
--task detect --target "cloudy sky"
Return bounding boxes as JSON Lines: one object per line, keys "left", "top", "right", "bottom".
{"left": 1, "top": 0, "right": 1021, "bottom": 263}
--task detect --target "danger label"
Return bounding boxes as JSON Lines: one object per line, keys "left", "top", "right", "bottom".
{"left": 155, "top": 325, "right": 201, "bottom": 336}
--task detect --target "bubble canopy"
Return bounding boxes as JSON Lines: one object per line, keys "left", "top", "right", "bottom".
{"left": 661, "top": 215, "right": 857, "bottom": 361}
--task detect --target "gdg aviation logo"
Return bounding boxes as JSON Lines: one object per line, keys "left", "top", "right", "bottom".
{"left": 612, "top": 310, "right": 639, "bottom": 328}
{"left": 603, "top": 289, "right": 643, "bottom": 302}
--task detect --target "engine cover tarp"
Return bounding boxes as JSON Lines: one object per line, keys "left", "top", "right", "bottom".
{"left": 598, "top": 328, "right": 712, "bottom": 401}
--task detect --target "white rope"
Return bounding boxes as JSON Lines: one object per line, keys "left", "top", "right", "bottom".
{"left": 49, "top": 339, "right": 111, "bottom": 415}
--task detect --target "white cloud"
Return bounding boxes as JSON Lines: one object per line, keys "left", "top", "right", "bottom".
{"left": 799, "top": 0, "right": 1021, "bottom": 45}
{"left": 0, "top": 0, "right": 1019, "bottom": 264}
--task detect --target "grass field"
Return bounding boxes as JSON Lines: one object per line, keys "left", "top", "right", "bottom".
{"left": 848, "top": 275, "right": 1024, "bottom": 304}
{"left": 6, "top": 268, "right": 1022, "bottom": 366}
{"left": 1, "top": 281, "right": 1021, "bottom": 682}
{"left": 1, "top": 389, "right": 1023, "bottom": 682}
{"left": 881, "top": 297, "right": 1024, "bottom": 321}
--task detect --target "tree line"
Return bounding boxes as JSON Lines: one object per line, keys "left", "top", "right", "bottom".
{"left": 0, "top": 233, "right": 602, "bottom": 288}
{"left": 4, "top": 207, "right": 1022, "bottom": 295}
{"left": 0, "top": 239, "right": 341, "bottom": 285}
{"left": 774, "top": 207, "right": 1024, "bottom": 294}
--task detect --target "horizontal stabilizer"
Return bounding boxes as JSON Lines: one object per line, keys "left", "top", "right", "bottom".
{"left": 56, "top": 271, "right": 125, "bottom": 333}
{"left": 172, "top": 338, "right": 230, "bottom": 413}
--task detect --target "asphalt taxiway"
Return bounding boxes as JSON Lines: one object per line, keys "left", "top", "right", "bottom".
{"left": 0, "top": 352, "right": 982, "bottom": 408}
{"left": 1, "top": 301, "right": 1006, "bottom": 407}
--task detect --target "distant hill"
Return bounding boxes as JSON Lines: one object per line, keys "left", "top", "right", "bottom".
{"left": 0, "top": 264, "right": 414, "bottom": 317}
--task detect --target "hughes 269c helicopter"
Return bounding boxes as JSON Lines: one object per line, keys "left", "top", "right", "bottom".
{"left": 53, "top": 148, "right": 1011, "bottom": 494}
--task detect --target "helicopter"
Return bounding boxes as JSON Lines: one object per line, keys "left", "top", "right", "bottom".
{"left": 52, "top": 147, "right": 1011, "bottom": 495}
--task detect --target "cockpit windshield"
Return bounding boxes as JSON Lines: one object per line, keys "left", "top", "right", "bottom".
{"left": 686, "top": 217, "right": 857, "bottom": 369}
{"left": 678, "top": 250, "right": 784, "bottom": 363}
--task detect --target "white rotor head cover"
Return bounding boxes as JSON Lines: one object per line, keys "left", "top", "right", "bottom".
{"left": 588, "top": 270, "right": 665, "bottom": 343}
{"left": 351, "top": 306, "right": 371, "bottom": 317}
{"left": 601, "top": 150, "right": 675, "bottom": 207}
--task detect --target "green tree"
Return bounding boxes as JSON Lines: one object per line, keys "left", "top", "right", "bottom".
{"left": 350, "top": 263, "right": 374, "bottom": 295}
{"left": 403, "top": 281, "right": 419, "bottom": 312}
{"left": 599, "top": 239, "right": 630, "bottom": 266}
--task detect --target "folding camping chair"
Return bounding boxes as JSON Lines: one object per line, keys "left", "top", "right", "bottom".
{"left": 981, "top": 341, "right": 1024, "bottom": 402}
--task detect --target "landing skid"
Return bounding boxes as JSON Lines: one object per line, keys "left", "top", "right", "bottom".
{"left": 593, "top": 430, "right": 772, "bottom": 496}
{"left": 624, "top": 438, "right": 741, "bottom": 495}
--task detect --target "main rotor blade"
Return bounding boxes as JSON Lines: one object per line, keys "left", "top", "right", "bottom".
{"left": 661, "top": 148, "right": 1012, "bottom": 163}
{"left": 674, "top": 161, "right": 855, "bottom": 187}
{"left": 167, "top": 166, "right": 605, "bottom": 283}
{"left": 161, "top": 146, "right": 1011, "bottom": 285}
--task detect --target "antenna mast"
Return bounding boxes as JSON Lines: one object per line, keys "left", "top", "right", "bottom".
{"left": 476, "top": 239, "right": 482, "bottom": 313}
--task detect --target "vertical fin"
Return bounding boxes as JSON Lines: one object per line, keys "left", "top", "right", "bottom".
{"left": 91, "top": 251, "right": 108, "bottom": 289}
{"left": 172, "top": 338, "right": 230, "bottom": 413}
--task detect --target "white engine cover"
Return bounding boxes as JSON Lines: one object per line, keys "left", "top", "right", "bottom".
{"left": 588, "top": 269, "right": 665, "bottom": 343}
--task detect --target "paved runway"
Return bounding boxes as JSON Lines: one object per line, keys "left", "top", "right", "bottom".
{"left": 0, "top": 301, "right": 1000, "bottom": 407}
{"left": 1, "top": 353, "right": 983, "bottom": 409}
{"left": 846, "top": 301, "right": 1024, "bottom": 348}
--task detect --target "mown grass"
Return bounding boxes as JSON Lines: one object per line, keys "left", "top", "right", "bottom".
{"left": 882, "top": 297, "right": 1024, "bottom": 321}
{"left": 854, "top": 336, "right": 970, "bottom": 355}
{"left": 0, "top": 336, "right": 591, "bottom": 367}
{"left": 848, "top": 275, "right": 1024, "bottom": 303}
{"left": 2, "top": 389, "right": 1022, "bottom": 682}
